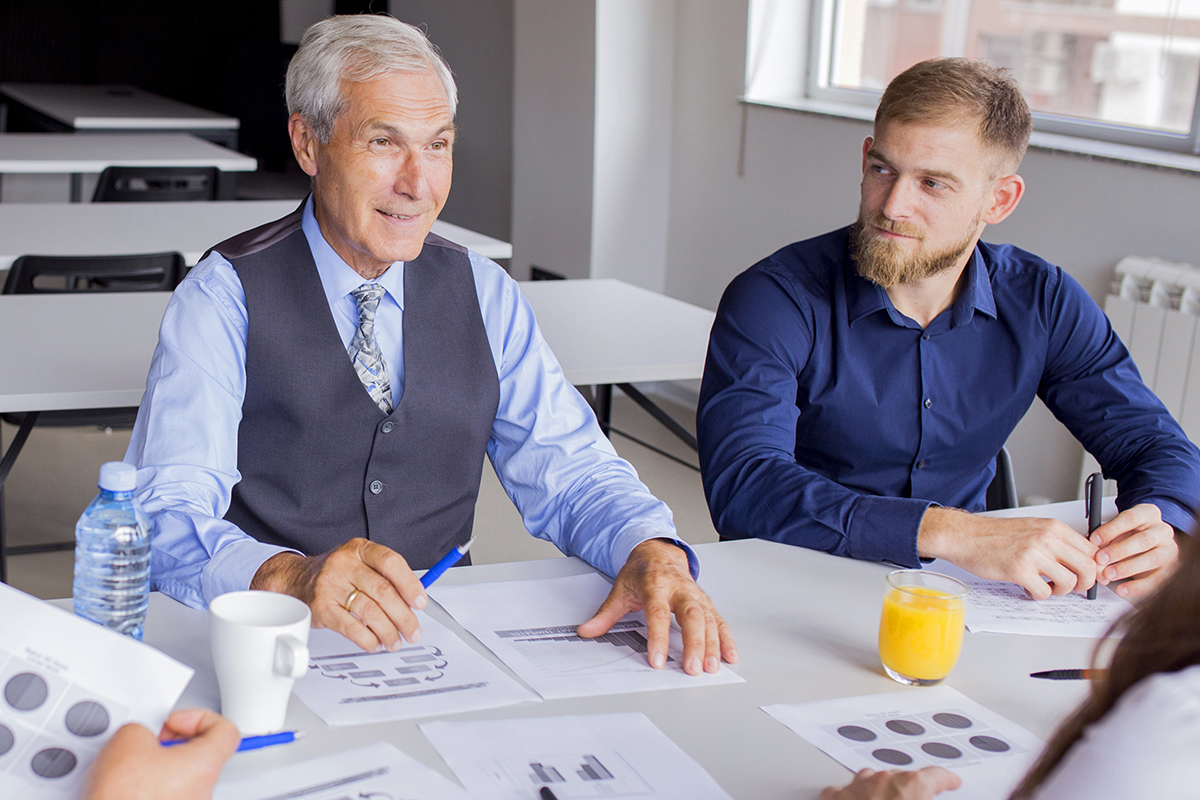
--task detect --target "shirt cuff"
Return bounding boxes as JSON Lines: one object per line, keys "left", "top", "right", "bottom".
{"left": 608, "top": 525, "right": 700, "bottom": 581}
{"left": 1141, "top": 497, "right": 1197, "bottom": 535}
{"left": 846, "top": 495, "right": 934, "bottom": 568}
{"left": 201, "top": 538, "right": 300, "bottom": 607}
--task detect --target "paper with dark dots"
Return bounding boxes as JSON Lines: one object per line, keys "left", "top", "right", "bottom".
{"left": 763, "top": 686, "right": 1046, "bottom": 800}
{"left": 0, "top": 582, "right": 193, "bottom": 798}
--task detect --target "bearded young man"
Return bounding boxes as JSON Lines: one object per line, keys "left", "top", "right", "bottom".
{"left": 696, "top": 58, "right": 1200, "bottom": 601}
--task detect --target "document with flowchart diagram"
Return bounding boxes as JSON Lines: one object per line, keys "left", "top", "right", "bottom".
{"left": 430, "top": 572, "right": 744, "bottom": 700}
{"left": 290, "top": 611, "right": 538, "bottom": 726}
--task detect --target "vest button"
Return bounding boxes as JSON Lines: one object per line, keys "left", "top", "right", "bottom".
{"left": 381, "top": 421, "right": 395, "bottom": 434}
{"left": 369, "top": 480, "right": 383, "bottom": 494}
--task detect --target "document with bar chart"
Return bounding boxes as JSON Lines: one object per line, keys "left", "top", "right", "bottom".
{"left": 290, "top": 611, "right": 538, "bottom": 726}
{"left": 420, "top": 712, "right": 733, "bottom": 800}
{"left": 430, "top": 572, "right": 743, "bottom": 700}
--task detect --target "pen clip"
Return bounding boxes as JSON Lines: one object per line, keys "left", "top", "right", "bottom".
{"left": 1084, "top": 473, "right": 1094, "bottom": 520}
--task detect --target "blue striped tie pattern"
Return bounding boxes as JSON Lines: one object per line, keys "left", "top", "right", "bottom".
{"left": 348, "top": 283, "right": 394, "bottom": 414}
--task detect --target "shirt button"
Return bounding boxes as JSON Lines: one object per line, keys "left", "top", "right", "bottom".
{"left": 369, "top": 480, "right": 383, "bottom": 494}
{"left": 922, "top": 334, "right": 931, "bottom": 341}
{"left": 923, "top": 398, "right": 933, "bottom": 409}
{"left": 381, "top": 421, "right": 395, "bottom": 434}
{"left": 916, "top": 460, "right": 927, "bottom": 469}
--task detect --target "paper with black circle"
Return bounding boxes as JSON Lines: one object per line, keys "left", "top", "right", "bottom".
{"left": 0, "top": 582, "right": 192, "bottom": 799}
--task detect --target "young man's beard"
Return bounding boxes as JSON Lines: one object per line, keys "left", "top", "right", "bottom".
{"left": 850, "top": 212, "right": 980, "bottom": 289}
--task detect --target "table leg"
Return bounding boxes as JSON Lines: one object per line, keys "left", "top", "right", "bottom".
{"left": 593, "top": 384, "right": 612, "bottom": 437}
{"left": 70, "top": 173, "right": 83, "bottom": 202}
{"left": 616, "top": 383, "right": 698, "bottom": 452}
{"left": 0, "top": 411, "right": 39, "bottom": 584}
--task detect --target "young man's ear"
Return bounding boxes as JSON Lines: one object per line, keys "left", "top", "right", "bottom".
{"left": 983, "top": 173, "right": 1025, "bottom": 226}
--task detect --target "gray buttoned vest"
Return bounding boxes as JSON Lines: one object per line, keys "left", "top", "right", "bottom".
{"left": 210, "top": 202, "right": 500, "bottom": 569}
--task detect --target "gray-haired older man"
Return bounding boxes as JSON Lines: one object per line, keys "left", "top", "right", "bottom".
{"left": 128, "top": 14, "right": 735, "bottom": 674}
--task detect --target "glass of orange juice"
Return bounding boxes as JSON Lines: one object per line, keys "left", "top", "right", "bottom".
{"left": 878, "top": 570, "right": 968, "bottom": 686}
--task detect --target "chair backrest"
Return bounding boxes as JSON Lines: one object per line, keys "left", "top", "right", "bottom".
{"left": 92, "top": 166, "right": 219, "bottom": 202}
{"left": 2, "top": 252, "right": 185, "bottom": 294}
{"left": 985, "top": 445, "right": 1019, "bottom": 511}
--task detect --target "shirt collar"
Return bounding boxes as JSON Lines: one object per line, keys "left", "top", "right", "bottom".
{"left": 844, "top": 238, "right": 997, "bottom": 330}
{"left": 302, "top": 195, "right": 405, "bottom": 310}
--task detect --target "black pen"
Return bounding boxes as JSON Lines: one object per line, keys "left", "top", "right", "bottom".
{"left": 540, "top": 787, "right": 560, "bottom": 800}
{"left": 1085, "top": 472, "right": 1102, "bottom": 600}
{"left": 1031, "top": 669, "right": 1104, "bottom": 680}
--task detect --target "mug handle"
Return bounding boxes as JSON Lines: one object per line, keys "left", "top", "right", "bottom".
{"left": 273, "top": 635, "right": 310, "bottom": 679}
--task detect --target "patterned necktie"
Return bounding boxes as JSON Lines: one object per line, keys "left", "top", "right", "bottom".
{"left": 348, "top": 283, "right": 394, "bottom": 414}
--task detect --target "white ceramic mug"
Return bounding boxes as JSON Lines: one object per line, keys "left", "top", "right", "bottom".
{"left": 209, "top": 590, "right": 311, "bottom": 735}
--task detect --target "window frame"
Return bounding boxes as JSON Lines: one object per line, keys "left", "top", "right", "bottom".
{"left": 804, "top": 0, "right": 1200, "bottom": 155}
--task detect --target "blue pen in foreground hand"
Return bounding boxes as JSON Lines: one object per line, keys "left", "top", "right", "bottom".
{"left": 420, "top": 536, "right": 477, "bottom": 589}
{"left": 162, "top": 730, "right": 303, "bottom": 752}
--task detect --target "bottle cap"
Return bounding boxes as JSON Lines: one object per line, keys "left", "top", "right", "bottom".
{"left": 98, "top": 462, "right": 137, "bottom": 493}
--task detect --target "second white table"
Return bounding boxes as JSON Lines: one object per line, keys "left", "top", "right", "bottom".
{"left": 0, "top": 200, "right": 513, "bottom": 270}
{"left": 0, "top": 132, "right": 257, "bottom": 201}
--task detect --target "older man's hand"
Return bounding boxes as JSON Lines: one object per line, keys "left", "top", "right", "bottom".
{"left": 251, "top": 538, "right": 428, "bottom": 652}
{"left": 576, "top": 538, "right": 738, "bottom": 675}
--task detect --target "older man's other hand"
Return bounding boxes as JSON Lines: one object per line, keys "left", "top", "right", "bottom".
{"left": 576, "top": 538, "right": 738, "bottom": 675}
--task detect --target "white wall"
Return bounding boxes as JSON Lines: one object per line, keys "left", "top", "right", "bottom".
{"left": 511, "top": 0, "right": 596, "bottom": 280}
{"left": 391, "top": 0, "right": 515, "bottom": 243}
{"left": 663, "top": 0, "right": 1200, "bottom": 504}
{"left": 591, "top": 0, "right": 677, "bottom": 293}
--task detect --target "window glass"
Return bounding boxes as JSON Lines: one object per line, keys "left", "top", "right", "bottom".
{"left": 823, "top": 0, "right": 1200, "bottom": 137}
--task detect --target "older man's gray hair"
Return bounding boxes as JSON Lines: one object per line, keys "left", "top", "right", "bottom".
{"left": 286, "top": 14, "right": 458, "bottom": 143}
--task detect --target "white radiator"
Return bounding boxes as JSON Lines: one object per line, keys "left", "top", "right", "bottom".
{"left": 1078, "top": 255, "right": 1200, "bottom": 498}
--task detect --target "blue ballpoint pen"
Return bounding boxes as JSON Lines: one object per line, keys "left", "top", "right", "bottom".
{"left": 420, "top": 536, "right": 477, "bottom": 588}
{"left": 162, "top": 730, "right": 304, "bottom": 752}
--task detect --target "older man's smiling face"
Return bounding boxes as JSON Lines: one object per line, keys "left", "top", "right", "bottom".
{"left": 290, "top": 69, "right": 454, "bottom": 279}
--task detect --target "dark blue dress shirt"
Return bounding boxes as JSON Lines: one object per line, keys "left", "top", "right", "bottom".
{"left": 698, "top": 226, "right": 1200, "bottom": 568}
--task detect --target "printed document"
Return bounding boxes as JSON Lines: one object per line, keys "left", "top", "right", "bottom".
{"left": 764, "top": 686, "right": 1045, "bottom": 800}
{"left": 291, "top": 611, "right": 538, "bottom": 726}
{"left": 0, "top": 583, "right": 193, "bottom": 800}
{"left": 421, "top": 712, "right": 733, "bottom": 800}
{"left": 215, "top": 740, "right": 470, "bottom": 799}
{"left": 930, "top": 561, "right": 1131, "bottom": 637}
{"left": 430, "top": 572, "right": 744, "bottom": 700}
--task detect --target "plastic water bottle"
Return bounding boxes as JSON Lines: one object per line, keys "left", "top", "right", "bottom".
{"left": 72, "top": 462, "right": 151, "bottom": 640}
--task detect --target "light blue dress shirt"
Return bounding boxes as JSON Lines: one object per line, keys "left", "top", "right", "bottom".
{"left": 127, "top": 198, "right": 689, "bottom": 608}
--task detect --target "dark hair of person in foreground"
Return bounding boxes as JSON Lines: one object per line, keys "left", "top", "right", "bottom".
{"left": 1011, "top": 528, "right": 1200, "bottom": 798}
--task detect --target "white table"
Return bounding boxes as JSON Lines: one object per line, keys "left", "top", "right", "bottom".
{"left": 0, "top": 83, "right": 240, "bottom": 148}
{"left": 519, "top": 278, "right": 715, "bottom": 451}
{"left": 0, "top": 133, "right": 257, "bottom": 201}
{"left": 0, "top": 200, "right": 514, "bottom": 270}
{"left": 129, "top": 534, "right": 1095, "bottom": 799}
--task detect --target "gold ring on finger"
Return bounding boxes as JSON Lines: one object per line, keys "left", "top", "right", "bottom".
{"left": 344, "top": 588, "right": 361, "bottom": 612}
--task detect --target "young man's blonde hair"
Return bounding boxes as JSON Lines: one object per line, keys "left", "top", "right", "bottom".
{"left": 875, "top": 58, "right": 1032, "bottom": 174}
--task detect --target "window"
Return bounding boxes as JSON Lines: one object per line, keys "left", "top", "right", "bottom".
{"left": 746, "top": 0, "right": 1200, "bottom": 154}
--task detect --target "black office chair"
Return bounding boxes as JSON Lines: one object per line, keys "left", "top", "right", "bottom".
{"left": 0, "top": 252, "right": 184, "bottom": 582}
{"left": 92, "top": 166, "right": 219, "bottom": 202}
{"left": 985, "top": 446, "right": 1019, "bottom": 511}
